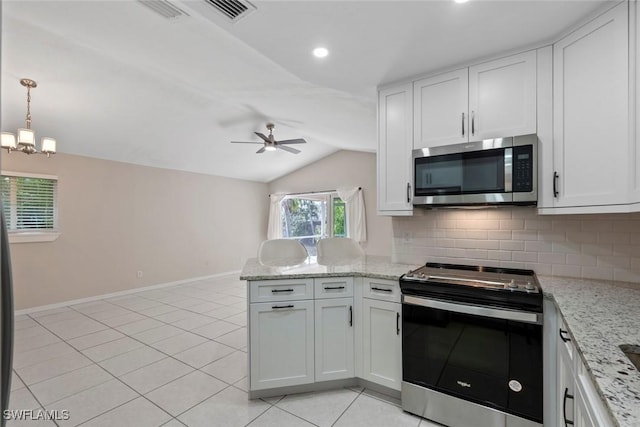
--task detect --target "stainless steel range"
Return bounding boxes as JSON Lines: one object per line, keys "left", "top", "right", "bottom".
{"left": 400, "top": 263, "right": 543, "bottom": 427}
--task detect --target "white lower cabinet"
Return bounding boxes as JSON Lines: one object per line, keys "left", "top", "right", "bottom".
{"left": 362, "top": 298, "right": 402, "bottom": 391}
{"left": 314, "top": 297, "right": 354, "bottom": 382}
{"left": 555, "top": 321, "right": 614, "bottom": 427}
{"left": 249, "top": 300, "right": 314, "bottom": 390}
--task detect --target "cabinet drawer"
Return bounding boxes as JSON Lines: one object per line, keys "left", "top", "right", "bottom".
{"left": 314, "top": 277, "right": 354, "bottom": 299}
{"left": 249, "top": 279, "right": 314, "bottom": 303}
{"left": 362, "top": 278, "right": 401, "bottom": 303}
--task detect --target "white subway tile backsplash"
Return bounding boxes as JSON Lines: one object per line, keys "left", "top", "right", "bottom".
{"left": 566, "top": 254, "right": 597, "bottom": 267}
{"left": 512, "top": 230, "right": 538, "bottom": 241}
{"left": 512, "top": 251, "right": 538, "bottom": 263}
{"left": 392, "top": 208, "right": 640, "bottom": 283}
{"left": 533, "top": 252, "right": 565, "bottom": 265}
{"left": 500, "top": 219, "right": 524, "bottom": 230}
{"left": 488, "top": 230, "right": 512, "bottom": 240}
{"left": 500, "top": 240, "right": 525, "bottom": 251}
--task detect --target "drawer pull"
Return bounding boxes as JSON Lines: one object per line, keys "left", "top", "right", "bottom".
{"left": 563, "top": 387, "right": 574, "bottom": 426}
{"left": 371, "top": 286, "right": 392, "bottom": 293}
{"left": 272, "top": 304, "right": 294, "bottom": 310}
{"left": 271, "top": 289, "right": 294, "bottom": 293}
{"left": 559, "top": 328, "right": 571, "bottom": 343}
{"left": 324, "top": 286, "right": 346, "bottom": 290}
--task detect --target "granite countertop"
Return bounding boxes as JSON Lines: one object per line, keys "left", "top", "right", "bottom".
{"left": 240, "top": 257, "right": 640, "bottom": 426}
{"left": 540, "top": 276, "right": 640, "bottom": 427}
{"left": 239, "top": 255, "right": 418, "bottom": 281}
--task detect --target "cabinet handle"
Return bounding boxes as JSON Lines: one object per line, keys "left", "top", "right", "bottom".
{"left": 559, "top": 328, "right": 571, "bottom": 343}
{"left": 324, "top": 286, "right": 345, "bottom": 290}
{"left": 271, "top": 288, "right": 294, "bottom": 293}
{"left": 396, "top": 312, "right": 400, "bottom": 335}
{"left": 272, "top": 304, "right": 294, "bottom": 309}
{"left": 371, "top": 286, "right": 392, "bottom": 293}
{"left": 406, "top": 182, "right": 411, "bottom": 204}
{"left": 471, "top": 110, "right": 475, "bottom": 136}
{"left": 563, "top": 387, "right": 574, "bottom": 426}
{"left": 553, "top": 172, "right": 559, "bottom": 198}
{"left": 461, "top": 112, "right": 465, "bottom": 137}
{"left": 349, "top": 305, "right": 353, "bottom": 327}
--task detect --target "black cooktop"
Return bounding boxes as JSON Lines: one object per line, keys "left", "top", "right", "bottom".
{"left": 399, "top": 262, "right": 543, "bottom": 313}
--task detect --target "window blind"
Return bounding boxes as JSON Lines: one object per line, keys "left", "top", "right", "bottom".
{"left": 0, "top": 174, "right": 58, "bottom": 231}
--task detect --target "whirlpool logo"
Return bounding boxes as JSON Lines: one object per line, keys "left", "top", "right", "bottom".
{"left": 456, "top": 380, "right": 472, "bottom": 388}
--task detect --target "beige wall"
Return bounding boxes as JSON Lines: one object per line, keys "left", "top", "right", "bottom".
{"left": 2, "top": 153, "right": 268, "bottom": 309}
{"left": 268, "top": 150, "right": 392, "bottom": 256}
{"left": 393, "top": 208, "right": 640, "bottom": 283}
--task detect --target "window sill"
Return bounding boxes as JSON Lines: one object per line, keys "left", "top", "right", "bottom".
{"left": 8, "top": 232, "right": 61, "bottom": 244}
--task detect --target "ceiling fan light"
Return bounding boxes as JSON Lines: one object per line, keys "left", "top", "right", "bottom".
{"left": 17, "top": 128, "right": 35, "bottom": 147}
{"left": 41, "top": 137, "right": 57, "bottom": 154}
{"left": 1, "top": 132, "right": 17, "bottom": 149}
{"left": 265, "top": 145, "right": 277, "bottom": 152}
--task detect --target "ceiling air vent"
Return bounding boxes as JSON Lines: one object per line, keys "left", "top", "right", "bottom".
{"left": 137, "top": 0, "right": 189, "bottom": 20}
{"left": 205, "top": 0, "right": 256, "bottom": 22}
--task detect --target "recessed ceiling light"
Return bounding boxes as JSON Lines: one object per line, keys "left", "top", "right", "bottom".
{"left": 313, "top": 47, "right": 329, "bottom": 58}
{"left": 454, "top": 0, "right": 469, "bottom": 3}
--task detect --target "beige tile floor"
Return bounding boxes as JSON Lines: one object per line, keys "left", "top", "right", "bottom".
{"left": 8, "top": 276, "right": 436, "bottom": 427}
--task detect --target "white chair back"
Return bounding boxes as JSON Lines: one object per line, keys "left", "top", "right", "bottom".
{"left": 317, "top": 237, "right": 364, "bottom": 264}
{"left": 258, "top": 239, "right": 308, "bottom": 266}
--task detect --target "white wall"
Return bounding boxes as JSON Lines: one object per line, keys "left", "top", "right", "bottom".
{"left": 2, "top": 152, "right": 268, "bottom": 309}
{"left": 268, "top": 150, "right": 392, "bottom": 256}
{"left": 393, "top": 208, "right": 640, "bottom": 282}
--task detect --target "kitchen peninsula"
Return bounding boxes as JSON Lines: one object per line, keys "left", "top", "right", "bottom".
{"left": 240, "top": 256, "right": 640, "bottom": 427}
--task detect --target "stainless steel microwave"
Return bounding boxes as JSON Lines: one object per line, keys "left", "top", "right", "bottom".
{"left": 412, "top": 134, "right": 538, "bottom": 206}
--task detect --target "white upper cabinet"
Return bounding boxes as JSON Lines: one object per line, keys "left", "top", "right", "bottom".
{"left": 413, "top": 51, "right": 536, "bottom": 150}
{"left": 550, "top": 2, "right": 629, "bottom": 210}
{"left": 377, "top": 83, "right": 413, "bottom": 215}
{"left": 414, "top": 68, "right": 469, "bottom": 148}
{"left": 469, "top": 50, "right": 537, "bottom": 140}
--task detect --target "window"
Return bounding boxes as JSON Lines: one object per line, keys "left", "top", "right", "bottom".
{"left": 1, "top": 171, "right": 59, "bottom": 243}
{"left": 280, "top": 192, "right": 346, "bottom": 256}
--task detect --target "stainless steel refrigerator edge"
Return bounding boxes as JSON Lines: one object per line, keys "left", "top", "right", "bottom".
{"left": 1, "top": 1, "right": 15, "bottom": 423}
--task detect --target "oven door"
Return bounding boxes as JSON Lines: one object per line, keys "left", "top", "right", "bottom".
{"left": 402, "top": 295, "right": 543, "bottom": 424}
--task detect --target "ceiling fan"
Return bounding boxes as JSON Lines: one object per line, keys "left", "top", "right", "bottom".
{"left": 231, "top": 123, "right": 306, "bottom": 154}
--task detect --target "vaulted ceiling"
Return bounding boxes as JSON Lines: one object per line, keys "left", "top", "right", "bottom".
{"left": 1, "top": 0, "right": 608, "bottom": 182}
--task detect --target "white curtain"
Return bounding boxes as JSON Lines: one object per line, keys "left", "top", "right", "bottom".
{"left": 337, "top": 187, "right": 367, "bottom": 243}
{"left": 267, "top": 193, "right": 286, "bottom": 240}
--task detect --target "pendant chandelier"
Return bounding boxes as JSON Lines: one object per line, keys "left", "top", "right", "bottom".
{"left": 1, "top": 78, "right": 56, "bottom": 157}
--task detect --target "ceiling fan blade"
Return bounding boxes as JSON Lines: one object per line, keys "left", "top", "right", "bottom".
{"left": 230, "top": 141, "right": 263, "bottom": 144}
{"left": 254, "top": 132, "right": 270, "bottom": 142}
{"left": 277, "top": 145, "right": 301, "bottom": 154}
{"left": 256, "top": 147, "right": 266, "bottom": 154}
{"left": 277, "top": 138, "right": 307, "bottom": 145}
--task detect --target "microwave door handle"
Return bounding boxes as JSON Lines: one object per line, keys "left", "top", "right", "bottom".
{"left": 504, "top": 148, "right": 513, "bottom": 193}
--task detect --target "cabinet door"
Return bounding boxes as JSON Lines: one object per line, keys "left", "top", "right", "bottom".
{"left": 469, "top": 50, "right": 537, "bottom": 140}
{"left": 552, "top": 2, "right": 629, "bottom": 208}
{"left": 314, "top": 298, "right": 354, "bottom": 382}
{"left": 362, "top": 298, "right": 402, "bottom": 391}
{"left": 377, "top": 83, "right": 413, "bottom": 215}
{"left": 249, "top": 300, "right": 314, "bottom": 390}
{"left": 413, "top": 68, "right": 469, "bottom": 148}
{"left": 557, "top": 344, "right": 575, "bottom": 427}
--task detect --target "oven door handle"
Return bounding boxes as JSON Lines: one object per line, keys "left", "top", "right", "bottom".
{"left": 402, "top": 295, "right": 542, "bottom": 324}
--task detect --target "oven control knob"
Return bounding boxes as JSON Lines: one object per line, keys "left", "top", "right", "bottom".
{"left": 525, "top": 281, "right": 535, "bottom": 291}
{"left": 420, "top": 273, "right": 426, "bottom": 278}
{"left": 508, "top": 279, "right": 518, "bottom": 289}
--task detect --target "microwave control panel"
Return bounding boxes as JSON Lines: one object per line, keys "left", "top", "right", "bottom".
{"left": 513, "top": 145, "right": 533, "bottom": 192}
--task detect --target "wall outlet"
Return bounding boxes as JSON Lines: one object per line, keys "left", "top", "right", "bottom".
{"left": 136, "top": 270, "right": 143, "bottom": 279}
{"left": 403, "top": 232, "right": 412, "bottom": 243}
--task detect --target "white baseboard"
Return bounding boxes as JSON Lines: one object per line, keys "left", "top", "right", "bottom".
{"left": 15, "top": 270, "right": 242, "bottom": 316}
